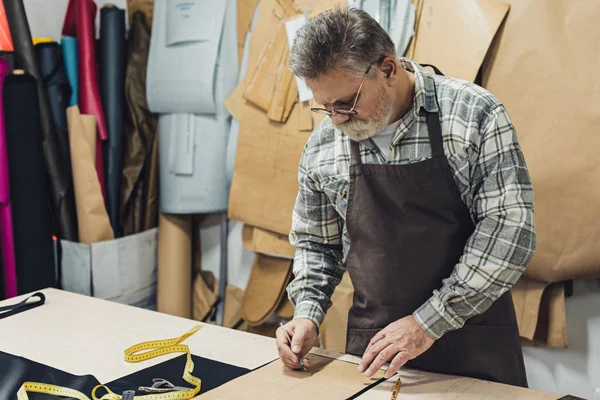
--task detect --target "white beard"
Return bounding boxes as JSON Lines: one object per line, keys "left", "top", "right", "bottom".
{"left": 337, "top": 86, "right": 394, "bottom": 142}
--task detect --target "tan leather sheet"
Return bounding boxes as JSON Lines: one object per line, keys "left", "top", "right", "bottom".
{"left": 483, "top": 0, "right": 600, "bottom": 283}
{"left": 242, "top": 253, "right": 293, "bottom": 325}
{"left": 227, "top": 0, "right": 347, "bottom": 236}
{"left": 196, "top": 354, "right": 385, "bottom": 399}
{"left": 511, "top": 277, "right": 567, "bottom": 348}
{"left": 412, "top": 0, "right": 509, "bottom": 82}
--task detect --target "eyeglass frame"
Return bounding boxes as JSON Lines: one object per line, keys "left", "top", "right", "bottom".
{"left": 309, "top": 64, "right": 373, "bottom": 116}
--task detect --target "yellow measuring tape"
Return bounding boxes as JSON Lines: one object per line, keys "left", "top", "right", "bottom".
{"left": 16, "top": 324, "right": 203, "bottom": 400}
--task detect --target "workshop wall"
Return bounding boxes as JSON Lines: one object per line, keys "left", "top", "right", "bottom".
{"left": 20, "top": 0, "right": 600, "bottom": 398}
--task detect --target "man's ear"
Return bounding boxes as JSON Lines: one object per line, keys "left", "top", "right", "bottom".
{"left": 380, "top": 56, "right": 398, "bottom": 85}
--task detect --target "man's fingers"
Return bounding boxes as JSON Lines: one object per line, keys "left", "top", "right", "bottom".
{"left": 358, "top": 336, "right": 391, "bottom": 373}
{"left": 290, "top": 325, "right": 307, "bottom": 354}
{"left": 365, "top": 344, "right": 397, "bottom": 377}
{"left": 384, "top": 351, "right": 409, "bottom": 379}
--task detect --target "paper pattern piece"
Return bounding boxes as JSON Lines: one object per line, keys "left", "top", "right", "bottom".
{"left": 242, "top": 253, "right": 292, "bottom": 325}
{"left": 146, "top": 0, "right": 227, "bottom": 114}
{"left": 228, "top": 0, "right": 346, "bottom": 236}
{"left": 236, "top": 0, "right": 260, "bottom": 64}
{"left": 241, "top": 225, "right": 296, "bottom": 258}
{"left": 158, "top": 0, "right": 238, "bottom": 214}
{"left": 166, "top": 0, "right": 213, "bottom": 45}
{"left": 197, "top": 354, "right": 386, "bottom": 399}
{"left": 511, "top": 277, "right": 567, "bottom": 348}
{"left": 412, "top": 0, "right": 509, "bottom": 82}
{"left": 482, "top": 0, "right": 600, "bottom": 283}
{"left": 284, "top": 14, "right": 312, "bottom": 102}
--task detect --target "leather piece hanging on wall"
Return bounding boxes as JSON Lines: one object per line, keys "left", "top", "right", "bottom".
{"left": 120, "top": 11, "right": 158, "bottom": 236}
{"left": 511, "top": 276, "right": 567, "bottom": 348}
{"left": 4, "top": 0, "right": 78, "bottom": 241}
{"left": 242, "top": 253, "right": 292, "bottom": 326}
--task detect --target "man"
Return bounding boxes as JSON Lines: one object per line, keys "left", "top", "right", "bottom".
{"left": 275, "top": 7, "right": 535, "bottom": 387}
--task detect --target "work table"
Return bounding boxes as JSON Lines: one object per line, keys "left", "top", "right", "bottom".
{"left": 0, "top": 288, "right": 561, "bottom": 399}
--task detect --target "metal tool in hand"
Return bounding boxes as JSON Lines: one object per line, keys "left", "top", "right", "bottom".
{"left": 279, "top": 322, "right": 307, "bottom": 371}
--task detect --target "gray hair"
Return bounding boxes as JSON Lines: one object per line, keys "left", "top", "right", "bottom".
{"left": 289, "top": 7, "right": 396, "bottom": 80}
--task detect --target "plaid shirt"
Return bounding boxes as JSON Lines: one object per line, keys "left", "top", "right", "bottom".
{"left": 286, "top": 59, "right": 536, "bottom": 340}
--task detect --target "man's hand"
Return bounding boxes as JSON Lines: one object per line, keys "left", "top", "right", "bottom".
{"left": 358, "top": 315, "right": 435, "bottom": 379}
{"left": 276, "top": 318, "right": 318, "bottom": 369}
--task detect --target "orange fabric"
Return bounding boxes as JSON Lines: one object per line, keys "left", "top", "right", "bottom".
{"left": 0, "top": 1, "right": 13, "bottom": 51}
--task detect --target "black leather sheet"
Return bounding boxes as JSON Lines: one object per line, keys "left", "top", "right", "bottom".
{"left": 0, "top": 352, "right": 251, "bottom": 399}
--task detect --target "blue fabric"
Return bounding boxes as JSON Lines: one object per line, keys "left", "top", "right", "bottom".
{"left": 60, "top": 36, "right": 78, "bottom": 106}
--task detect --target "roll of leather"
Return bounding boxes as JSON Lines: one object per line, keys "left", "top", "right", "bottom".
{"left": 121, "top": 11, "right": 158, "bottom": 236}
{"left": 3, "top": 72, "right": 56, "bottom": 293}
{"left": 35, "top": 41, "right": 71, "bottom": 161}
{"left": 60, "top": 36, "right": 78, "bottom": 106}
{"left": 100, "top": 4, "right": 126, "bottom": 238}
{"left": 157, "top": 213, "right": 192, "bottom": 318}
{"left": 0, "top": 59, "right": 17, "bottom": 298}
{"left": 3, "top": 0, "right": 78, "bottom": 242}
{"left": 67, "top": 0, "right": 108, "bottom": 198}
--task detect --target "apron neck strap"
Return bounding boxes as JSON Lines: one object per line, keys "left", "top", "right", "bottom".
{"left": 425, "top": 111, "right": 445, "bottom": 158}
{"left": 350, "top": 139, "right": 362, "bottom": 166}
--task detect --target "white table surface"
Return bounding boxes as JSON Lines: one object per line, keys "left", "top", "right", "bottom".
{"left": 0, "top": 288, "right": 561, "bottom": 399}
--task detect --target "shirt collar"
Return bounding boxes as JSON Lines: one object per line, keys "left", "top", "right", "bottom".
{"left": 400, "top": 57, "right": 439, "bottom": 114}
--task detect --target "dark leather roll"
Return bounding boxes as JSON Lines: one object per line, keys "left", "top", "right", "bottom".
{"left": 100, "top": 5, "right": 126, "bottom": 238}
{"left": 35, "top": 41, "right": 72, "bottom": 163}
{"left": 3, "top": 0, "right": 79, "bottom": 242}
{"left": 121, "top": 12, "right": 158, "bottom": 236}
{"left": 3, "top": 73, "right": 56, "bottom": 293}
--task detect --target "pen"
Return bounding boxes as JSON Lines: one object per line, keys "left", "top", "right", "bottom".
{"left": 390, "top": 376, "right": 401, "bottom": 400}
{"left": 279, "top": 322, "right": 307, "bottom": 371}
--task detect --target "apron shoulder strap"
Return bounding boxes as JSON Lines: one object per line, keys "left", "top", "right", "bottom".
{"left": 349, "top": 139, "right": 362, "bottom": 166}
{"left": 425, "top": 111, "right": 445, "bottom": 158}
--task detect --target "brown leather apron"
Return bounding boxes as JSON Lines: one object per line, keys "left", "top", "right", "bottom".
{"left": 343, "top": 94, "right": 528, "bottom": 387}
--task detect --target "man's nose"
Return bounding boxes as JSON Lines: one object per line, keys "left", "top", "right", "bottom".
{"left": 332, "top": 112, "right": 350, "bottom": 125}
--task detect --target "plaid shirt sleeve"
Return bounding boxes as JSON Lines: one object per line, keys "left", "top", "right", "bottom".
{"left": 286, "top": 141, "right": 345, "bottom": 330}
{"left": 413, "top": 104, "right": 536, "bottom": 340}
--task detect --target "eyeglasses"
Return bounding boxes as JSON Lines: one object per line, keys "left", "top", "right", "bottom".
{"left": 310, "top": 64, "right": 372, "bottom": 116}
